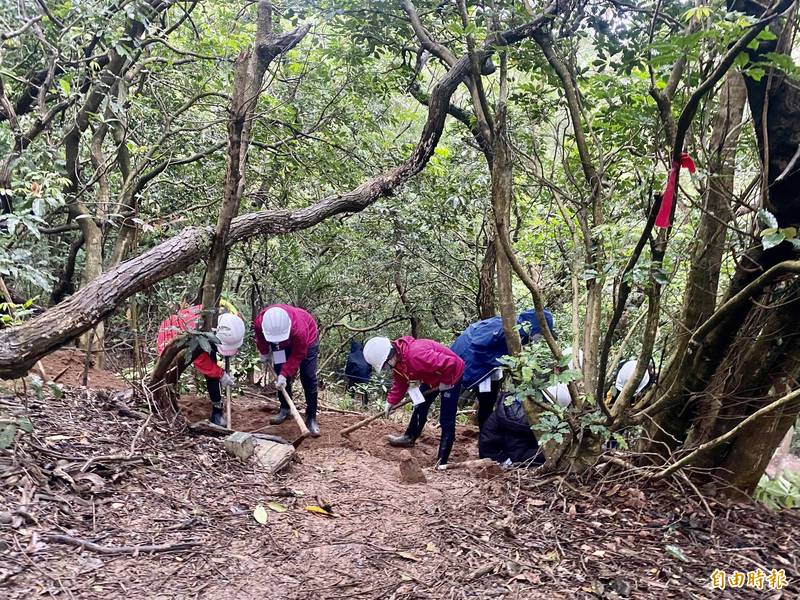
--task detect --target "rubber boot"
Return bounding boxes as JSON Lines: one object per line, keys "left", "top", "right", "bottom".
{"left": 387, "top": 433, "right": 416, "bottom": 447}
{"left": 387, "top": 408, "right": 424, "bottom": 447}
{"left": 436, "top": 432, "right": 455, "bottom": 468}
{"left": 210, "top": 404, "right": 226, "bottom": 428}
{"left": 305, "top": 414, "right": 321, "bottom": 437}
{"left": 270, "top": 403, "right": 290, "bottom": 425}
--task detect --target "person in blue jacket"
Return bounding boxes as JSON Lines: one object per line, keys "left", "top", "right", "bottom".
{"left": 450, "top": 308, "right": 555, "bottom": 429}
{"left": 344, "top": 340, "right": 372, "bottom": 404}
{"left": 388, "top": 308, "right": 555, "bottom": 450}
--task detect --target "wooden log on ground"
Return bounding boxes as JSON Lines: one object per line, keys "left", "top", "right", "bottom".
{"left": 224, "top": 432, "right": 295, "bottom": 474}
{"left": 188, "top": 420, "right": 288, "bottom": 445}
{"left": 253, "top": 440, "right": 295, "bottom": 474}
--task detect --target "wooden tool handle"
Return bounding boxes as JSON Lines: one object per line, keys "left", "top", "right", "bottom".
{"left": 279, "top": 386, "right": 310, "bottom": 437}
{"left": 225, "top": 357, "right": 232, "bottom": 427}
{"left": 264, "top": 362, "right": 310, "bottom": 438}
{"left": 339, "top": 397, "right": 412, "bottom": 436}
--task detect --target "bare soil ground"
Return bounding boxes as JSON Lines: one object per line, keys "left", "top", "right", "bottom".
{"left": 2, "top": 373, "right": 799, "bottom": 599}
{"left": 35, "top": 348, "right": 128, "bottom": 390}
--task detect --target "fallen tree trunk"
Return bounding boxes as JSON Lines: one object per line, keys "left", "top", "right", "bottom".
{"left": 0, "top": 76, "right": 460, "bottom": 378}
{"left": 0, "top": 6, "right": 560, "bottom": 380}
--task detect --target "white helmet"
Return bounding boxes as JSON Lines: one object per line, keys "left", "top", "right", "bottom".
{"left": 544, "top": 383, "right": 572, "bottom": 407}
{"left": 363, "top": 337, "right": 392, "bottom": 372}
{"left": 262, "top": 307, "right": 291, "bottom": 343}
{"left": 564, "top": 347, "right": 584, "bottom": 370}
{"left": 615, "top": 360, "right": 650, "bottom": 394}
{"left": 216, "top": 313, "right": 245, "bottom": 357}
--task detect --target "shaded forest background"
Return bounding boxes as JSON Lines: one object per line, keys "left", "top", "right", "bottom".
{"left": 2, "top": 0, "right": 800, "bottom": 501}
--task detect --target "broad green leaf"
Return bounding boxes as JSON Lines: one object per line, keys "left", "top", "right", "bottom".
{"left": 762, "top": 231, "right": 785, "bottom": 250}
{"left": 758, "top": 209, "right": 778, "bottom": 229}
{"left": 0, "top": 424, "right": 17, "bottom": 449}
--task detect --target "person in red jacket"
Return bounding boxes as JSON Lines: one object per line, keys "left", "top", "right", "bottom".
{"left": 156, "top": 304, "right": 245, "bottom": 426}
{"left": 254, "top": 304, "right": 321, "bottom": 436}
{"left": 363, "top": 336, "right": 465, "bottom": 468}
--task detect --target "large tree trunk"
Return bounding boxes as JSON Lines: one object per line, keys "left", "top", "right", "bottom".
{"left": 199, "top": 4, "right": 308, "bottom": 326}
{"left": 477, "top": 234, "right": 497, "bottom": 319}
{"left": 50, "top": 233, "right": 84, "bottom": 304}
{"left": 645, "top": 1, "right": 800, "bottom": 494}
{"left": 648, "top": 73, "right": 748, "bottom": 452}
{"left": 491, "top": 92, "right": 521, "bottom": 355}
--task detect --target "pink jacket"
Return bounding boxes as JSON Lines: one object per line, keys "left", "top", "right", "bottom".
{"left": 254, "top": 304, "right": 319, "bottom": 379}
{"left": 386, "top": 337, "right": 465, "bottom": 405}
{"left": 156, "top": 305, "right": 224, "bottom": 379}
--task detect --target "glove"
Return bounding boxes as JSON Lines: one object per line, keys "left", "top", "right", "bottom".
{"left": 384, "top": 401, "right": 392, "bottom": 418}
{"left": 220, "top": 372, "right": 234, "bottom": 388}
{"left": 436, "top": 463, "right": 447, "bottom": 471}
{"left": 259, "top": 353, "right": 271, "bottom": 365}
{"left": 276, "top": 374, "right": 287, "bottom": 389}
{"left": 438, "top": 383, "right": 453, "bottom": 391}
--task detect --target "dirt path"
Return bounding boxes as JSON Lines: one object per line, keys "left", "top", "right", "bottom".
{"left": 2, "top": 384, "right": 799, "bottom": 599}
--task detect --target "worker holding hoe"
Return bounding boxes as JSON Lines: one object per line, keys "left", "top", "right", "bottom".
{"left": 156, "top": 303, "right": 245, "bottom": 427}
{"left": 254, "top": 304, "right": 321, "bottom": 437}
{"left": 450, "top": 308, "right": 556, "bottom": 430}
{"left": 363, "top": 336, "right": 464, "bottom": 469}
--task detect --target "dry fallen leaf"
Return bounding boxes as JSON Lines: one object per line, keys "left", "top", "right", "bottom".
{"left": 304, "top": 505, "right": 334, "bottom": 517}
{"left": 396, "top": 551, "right": 420, "bottom": 562}
{"left": 542, "top": 550, "right": 560, "bottom": 562}
{"left": 425, "top": 542, "right": 438, "bottom": 553}
{"left": 253, "top": 505, "right": 268, "bottom": 525}
{"left": 665, "top": 544, "right": 689, "bottom": 563}
{"left": 267, "top": 501, "right": 287, "bottom": 513}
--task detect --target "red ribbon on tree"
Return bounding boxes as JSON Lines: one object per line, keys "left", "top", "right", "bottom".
{"left": 655, "top": 152, "right": 696, "bottom": 228}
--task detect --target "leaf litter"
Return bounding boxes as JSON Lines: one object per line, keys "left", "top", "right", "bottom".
{"left": 0, "top": 379, "right": 798, "bottom": 599}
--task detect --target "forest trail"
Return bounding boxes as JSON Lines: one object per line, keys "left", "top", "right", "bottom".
{"left": 2, "top": 366, "right": 799, "bottom": 599}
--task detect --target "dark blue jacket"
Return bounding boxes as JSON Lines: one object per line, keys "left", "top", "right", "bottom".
{"left": 344, "top": 340, "right": 372, "bottom": 384}
{"left": 450, "top": 309, "right": 555, "bottom": 389}
{"left": 479, "top": 395, "right": 544, "bottom": 465}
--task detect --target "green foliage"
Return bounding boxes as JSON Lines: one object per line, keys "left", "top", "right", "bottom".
{"left": 754, "top": 471, "right": 800, "bottom": 510}
{"left": 0, "top": 1, "right": 793, "bottom": 485}
{"left": 500, "top": 341, "right": 581, "bottom": 400}
{"left": 0, "top": 415, "right": 33, "bottom": 449}
{"left": 758, "top": 209, "right": 800, "bottom": 250}
{"left": 179, "top": 330, "right": 223, "bottom": 367}
{"left": 0, "top": 297, "right": 36, "bottom": 327}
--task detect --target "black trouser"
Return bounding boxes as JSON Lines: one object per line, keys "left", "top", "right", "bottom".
{"left": 475, "top": 379, "right": 502, "bottom": 430}
{"left": 403, "top": 384, "right": 460, "bottom": 465}
{"left": 186, "top": 346, "right": 222, "bottom": 408}
{"left": 274, "top": 340, "right": 320, "bottom": 419}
